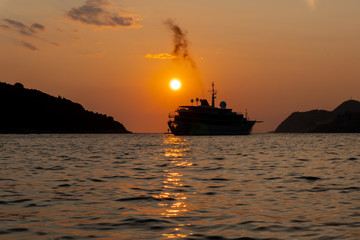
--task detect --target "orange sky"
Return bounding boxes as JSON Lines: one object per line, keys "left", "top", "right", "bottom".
{"left": 1, "top": 0, "right": 359, "bottom": 133}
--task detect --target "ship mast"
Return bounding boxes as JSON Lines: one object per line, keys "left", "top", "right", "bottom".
{"left": 211, "top": 82, "right": 217, "bottom": 107}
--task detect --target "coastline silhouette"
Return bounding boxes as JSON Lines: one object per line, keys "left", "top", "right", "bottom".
{"left": 0, "top": 82, "right": 131, "bottom": 133}
{"left": 275, "top": 99, "right": 360, "bottom": 133}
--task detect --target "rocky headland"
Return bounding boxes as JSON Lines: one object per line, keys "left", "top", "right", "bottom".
{"left": 0, "top": 82, "right": 131, "bottom": 133}
{"left": 275, "top": 99, "right": 360, "bottom": 133}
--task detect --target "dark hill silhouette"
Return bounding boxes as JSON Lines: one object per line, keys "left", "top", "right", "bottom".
{"left": 333, "top": 99, "right": 360, "bottom": 115}
{"left": 275, "top": 99, "right": 360, "bottom": 133}
{"left": 0, "top": 82, "right": 131, "bottom": 133}
{"left": 275, "top": 110, "right": 335, "bottom": 133}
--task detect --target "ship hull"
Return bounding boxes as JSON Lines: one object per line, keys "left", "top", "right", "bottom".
{"left": 167, "top": 82, "right": 259, "bottom": 136}
{"left": 168, "top": 120, "right": 255, "bottom": 136}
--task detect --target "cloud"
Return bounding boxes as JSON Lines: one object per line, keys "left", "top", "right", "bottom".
{"left": 21, "top": 41, "right": 38, "bottom": 51}
{"left": 31, "top": 23, "right": 45, "bottom": 31}
{"left": 145, "top": 53, "right": 177, "bottom": 60}
{"left": 0, "top": 18, "right": 60, "bottom": 51}
{"left": 3, "top": 19, "right": 45, "bottom": 36}
{"left": 0, "top": 24, "right": 10, "bottom": 30}
{"left": 3, "top": 19, "right": 27, "bottom": 29}
{"left": 2, "top": 18, "right": 59, "bottom": 49}
{"left": 67, "top": 0, "right": 139, "bottom": 28}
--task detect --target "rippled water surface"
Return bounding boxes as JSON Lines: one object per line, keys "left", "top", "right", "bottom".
{"left": 1, "top": 133, "right": 360, "bottom": 240}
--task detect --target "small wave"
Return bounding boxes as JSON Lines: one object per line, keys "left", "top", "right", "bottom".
{"left": 123, "top": 218, "right": 172, "bottom": 224}
{"left": 53, "top": 236, "right": 77, "bottom": 239}
{"left": 74, "top": 165, "right": 87, "bottom": 168}
{"left": 112, "top": 160, "right": 128, "bottom": 164}
{"left": 296, "top": 158, "right": 310, "bottom": 162}
{"left": 102, "top": 175, "right": 130, "bottom": 179}
{"left": 76, "top": 218, "right": 173, "bottom": 232}
{"left": 205, "top": 192, "right": 217, "bottom": 195}
{"left": 10, "top": 198, "right": 32, "bottom": 203}
{"left": 208, "top": 185, "right": 225, "bottom": 189}
{"left": 51, "top": 197, "right": 82, "bottom": 201}
{"left": 132, "top": 167, "right": 146, "bottom": 171}
{"left": 6, "top": 228, "right": 29, "bottom": 232}
{"left": 253, "top": 224, "right": 312, "bottom": 233}
{"left": 24, "top": 203, "right": 38, "bottom": 207}
{"left": 0, "top": 178, "right": 15, "bottom": 181}
{"left": 157, "top": 163, "right": 168, "bottom": 167}
{"left": 238, "top": 221, "right": 262, "bottom": 225}
{"left": 264, "top": 177, "right": 282, "bottom": 180}
{"left": 340, "top": 186, "right": 360, "bottom": 193}
{"left": 188, "top": 234, "right": 272, "bottom": 240}
{"left": 202, "top": 167, "right": 224, "bottom": 171}
{"left": 296, "top": 186, "right": 360, "bottom": 193}
{"left": 116, "top": 196, "right": 175, "bottom": 202}
{"left": 296, "top": 176, "right": 322, "bottom": 181}
{"left": 57, "top": 184, "right": 71, "bottom": 187}
{"left": 211, "top": 178, "right": 230, "bottom": 181}
{"left": 46, "top": 166, "right": 66, "bottom": 171}
{"left": 323, "top": 222, "right": 360, "bottom": 227}
{"left": 0, "top": 230, "right": 9, "bottom": 235}
{"left": 134, "top": 176, "right": 157, "bottom": 180}
{"left": 88, "top": 178, "right": 105, "bottom": 182}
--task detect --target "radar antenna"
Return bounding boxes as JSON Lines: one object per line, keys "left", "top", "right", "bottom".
{"left": 210, "top": 82, "right": 217, "bottom": 107}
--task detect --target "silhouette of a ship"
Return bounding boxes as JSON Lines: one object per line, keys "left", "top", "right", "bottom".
{"left": 168, "top": 82, "right": 259, "bottom": 135}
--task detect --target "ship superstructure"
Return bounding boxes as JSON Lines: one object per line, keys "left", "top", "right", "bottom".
{"left": 168, "top": 83, "right": 257, "bottom": 135}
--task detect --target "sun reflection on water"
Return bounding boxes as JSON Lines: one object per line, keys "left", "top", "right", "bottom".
{"left": 156, "top": 135, "right": 193, "bottom": 239}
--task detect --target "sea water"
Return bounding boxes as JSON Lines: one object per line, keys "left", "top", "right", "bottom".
{"left": 0, "top": 133, "right": 359, "bottom": 240}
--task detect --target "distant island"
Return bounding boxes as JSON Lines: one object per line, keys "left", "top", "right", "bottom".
{"left": 275, "top": 99, "right": 360, "bottom": 133}
{"left": 0, "top": 82, "right": 131, "bottom": 133}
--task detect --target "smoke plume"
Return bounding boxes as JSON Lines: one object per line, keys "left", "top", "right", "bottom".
{"left": 165, "top": 19, "right": 196, "bottom": 69}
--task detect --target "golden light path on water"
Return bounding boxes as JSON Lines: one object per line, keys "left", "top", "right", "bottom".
{"left": 1, "top": 134, "right": 360, "bottom": 239}
{"left": 156, "top": 135, "right": 193, "bottom": 239}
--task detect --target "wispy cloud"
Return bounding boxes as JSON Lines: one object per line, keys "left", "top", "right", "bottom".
{"left": 145, "top": 53, "right": 177, "bottom": 60}
{"left": 21, "top": 41, "right": 38, "bottom": 51}
{"left": 3, "top": 19, "right": 45, "bottom": 36}
{"left": 0, "top": 24, "right": 10, "bottom": 30}
{"left": 31, "top": 23, "right": 46, "bottom": 31}
{"left": 67, "top": 0, "right": 139, "bottom": 28}
{"left": 3, "top": 19, "right": 27, "bottom": 29}
{"left": 1, "top": 18, "right": 59, "bottom": 50}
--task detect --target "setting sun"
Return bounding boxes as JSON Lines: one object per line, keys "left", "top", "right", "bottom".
{"left": 170, "top": 79, "right": 181, "bottom": 91}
